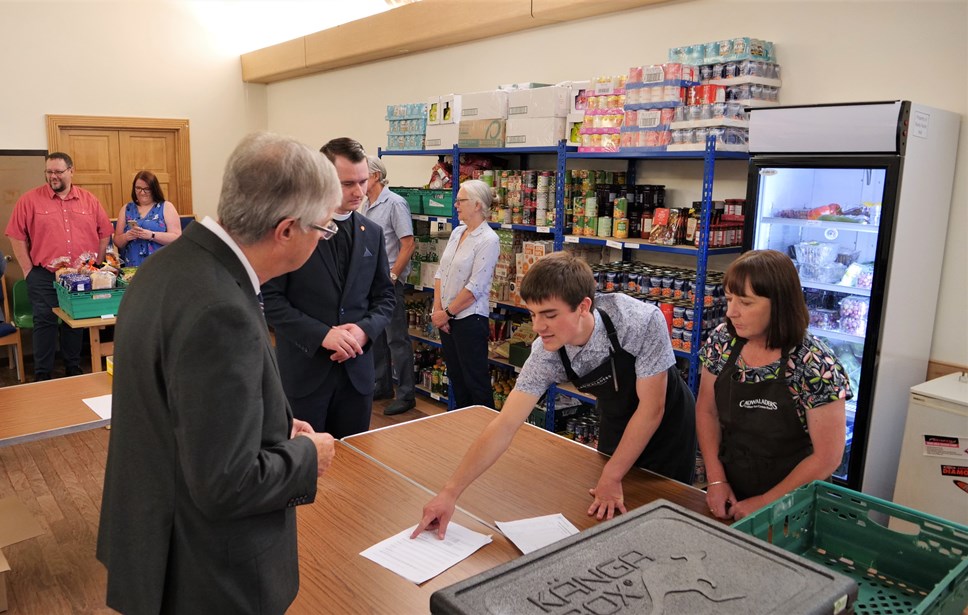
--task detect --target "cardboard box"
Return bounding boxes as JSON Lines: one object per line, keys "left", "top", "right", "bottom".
{"left": 0, "top": 498, "right": 44, "bottom": 612}
{"left": 507, "top": 86, "right": 570, "bottom": 118}
{"left": 565, "top": 112, "right": 584, "bottom": 147}
{"left": 424, "top": 123, "right": 459, "bottom": 149}
{"left": 458, "top": 119, "right": 506, "bottom": 148}
{"left": 498, "top": 82, "right": 552, "bottom": 91}
{"left": 505, "top": 117, "right": 567, "bottom": 148}
{"left": 568, "top": 80, "right": 593, "bottom": 113}
{"left": 440, "top": 94, "right": 461, "bottom": 124}
{"left": 419, "top": 261, "right": 440, "bottom": 288}
{"left": 426, "top": 96, "right": 441, "bottom": 125}
{"left": 460, "top": 90, "right": 508, "bottom": 120}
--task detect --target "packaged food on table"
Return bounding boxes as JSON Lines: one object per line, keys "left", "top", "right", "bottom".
{"left": 839, "top": 296, "right": 870, "bottom": 319}
{"left": 90, "top": 271, "right": 117, "bottom": 290}
{"left": 840, "top": 316, "right": 868, "bottom": 336}
{"left": 60, "top": 273, "right": 92, "bottom": 292}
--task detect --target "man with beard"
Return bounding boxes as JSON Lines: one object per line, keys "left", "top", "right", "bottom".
{"left": 5, "top": 152, "right": 112, "bottom": 380}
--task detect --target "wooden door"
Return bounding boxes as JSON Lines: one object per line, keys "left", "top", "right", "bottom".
{"left": 46, "top": 116, "right": 192, "bottom": 218}
{"left": 118, "top": 130, "right": 178, "bottom": 212}
{"left": 60, "top": 128, "right": 123, "bottom": 216}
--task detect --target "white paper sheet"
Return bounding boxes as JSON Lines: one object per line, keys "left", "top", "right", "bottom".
{"left": 496, "top": 513, "right": 579, "bottom": 554}
{"left": 360, "top": 523, "right": 492, "bottom": 585}
{"left": 82, "top": 394, "right": 112, "bottom": 420}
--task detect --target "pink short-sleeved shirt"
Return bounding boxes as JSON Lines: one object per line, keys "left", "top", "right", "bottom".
{"left": 5, "top": 184, "right": 113, "bottom": 271}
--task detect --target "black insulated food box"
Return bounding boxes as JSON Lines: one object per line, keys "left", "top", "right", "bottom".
{"left": 430, "top": 500, "right": 857, "bottom": 615}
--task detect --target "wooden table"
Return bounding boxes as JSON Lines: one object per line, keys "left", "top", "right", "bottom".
{"left": 52, "top": 307, "right": 116, "bottom": 372}
{"left": 343, "top": 405, "right": 712, "bottom": 532}
{"left": 290, "top": 442, "right": 520, "bottom": 614}
{"left": 0, "top": 372, "right": 111, "bottom": 447}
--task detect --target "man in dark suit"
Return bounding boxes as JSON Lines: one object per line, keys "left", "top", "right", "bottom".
{"left": 97, "top": 132, "right": 339, "bottom": 614}
{"left": 263, "top": 137, "right": 395, "bottom": 438}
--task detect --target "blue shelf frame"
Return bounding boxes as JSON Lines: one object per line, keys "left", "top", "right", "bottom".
{"left": 384, "top": 138, "right": 748, "bottom": 423}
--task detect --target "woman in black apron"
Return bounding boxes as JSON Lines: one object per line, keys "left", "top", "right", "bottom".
{"left": 696, "top": 250, "right": 851, "bottom": 521}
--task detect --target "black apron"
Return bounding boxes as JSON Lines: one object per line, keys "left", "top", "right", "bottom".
{"left": 558, "top": 310, "right": 696, "bottom": 483}
{"left": 713, "top": 338, "right": 813, "bottom": 500}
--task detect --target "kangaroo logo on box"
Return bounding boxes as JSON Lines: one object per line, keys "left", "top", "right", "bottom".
{"left": 523, "top": 551, "right": 744, "bottom": 614}
{"left": 738, "top": 399, "right": 778, "bottom": 411}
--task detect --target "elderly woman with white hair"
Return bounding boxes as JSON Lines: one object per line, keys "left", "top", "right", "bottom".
{"left": 431, "top": 179, "right": 500, "bottom": 408}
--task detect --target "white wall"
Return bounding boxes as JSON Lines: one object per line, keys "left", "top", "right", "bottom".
{"left": 0, "top": 0, "right": 267, "bottom": 214}
{"left": 266, "top": 0, "right": 968, "bottom": 367}
{"left": 1, "top": 0, "right": 963, "bottom": 366}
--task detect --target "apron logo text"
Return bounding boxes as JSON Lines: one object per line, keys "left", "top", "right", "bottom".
{"left": 738, "top": 399, "right": 778, "bottom": 411}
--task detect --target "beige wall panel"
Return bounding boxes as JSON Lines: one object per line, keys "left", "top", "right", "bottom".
{"left": 247, "top": 0, "right": 676, "bottom": 82}
{"left": 303, "top": 0, "right": 532, "bottom": 73}
{"left": 530, "top": 0, "right": 672, "bottom": 23}
{"left": 241, "top": 38, "right": 307, "bottom": 83}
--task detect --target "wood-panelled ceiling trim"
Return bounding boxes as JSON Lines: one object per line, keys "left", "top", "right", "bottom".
{"left": 240, "top": 0, "right": 674, "bottom": 84}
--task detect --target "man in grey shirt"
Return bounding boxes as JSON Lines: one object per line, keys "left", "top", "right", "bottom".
{"left": 363, "top": 156, "right": 416, "bottom": 415}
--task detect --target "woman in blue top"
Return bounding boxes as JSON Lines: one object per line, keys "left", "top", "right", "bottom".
{"left": 113, "top": 171, "right": 182, "bottom": 266}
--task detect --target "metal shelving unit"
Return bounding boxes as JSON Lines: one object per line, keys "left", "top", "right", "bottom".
{"left": 382, "top": 137, "right": 747, "bottom": 428}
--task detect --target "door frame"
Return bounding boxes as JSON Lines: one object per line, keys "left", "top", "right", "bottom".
{"left": 46, "top": 114, "right": 193, "bottom": 213}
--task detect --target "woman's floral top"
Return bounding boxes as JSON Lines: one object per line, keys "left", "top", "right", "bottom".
{"left": 700, "top": 323, "right": 853, "bottom": 429}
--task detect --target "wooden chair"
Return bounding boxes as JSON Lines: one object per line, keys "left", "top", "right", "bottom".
{"left": 0, "top": 276, "right": 26, "bottom": 383}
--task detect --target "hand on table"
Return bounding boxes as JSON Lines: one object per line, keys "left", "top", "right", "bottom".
{"left": 588, "top": 476, "right": 627, "bottom": 521}
{"left": 411, "top": 491, "right": 457, "bottom": 540}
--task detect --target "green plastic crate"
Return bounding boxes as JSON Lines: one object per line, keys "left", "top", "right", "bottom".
{"left": 732, "top": 481, "right": 968, "bottom": 615}
{"left": 55, "top": 279, "right": 126, "bottom": 319}
{"left": 423, "top": 190, "right": 453, "bottom": 217}
{"left": 392, "top": 186, "right": 423, "bottom": 214}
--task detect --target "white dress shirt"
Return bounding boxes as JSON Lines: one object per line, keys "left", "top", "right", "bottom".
{"left": 435, "top": 222, "right": 500, "bottom": 319}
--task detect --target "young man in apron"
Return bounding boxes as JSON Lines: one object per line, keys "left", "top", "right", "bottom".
{"left": 413, "top": 252, "right": 696, "bottom": 539}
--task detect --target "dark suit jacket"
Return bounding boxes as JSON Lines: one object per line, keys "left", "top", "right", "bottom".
{"left": 96, "top": 222, "right": 318, "bottom": 615}
{"left": 262, "top": 211, "right": 395, "bottom": 399}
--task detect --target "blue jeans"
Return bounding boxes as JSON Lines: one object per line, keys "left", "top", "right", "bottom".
{"left": 439, "top": 314, "right": 494, "bottom": 409}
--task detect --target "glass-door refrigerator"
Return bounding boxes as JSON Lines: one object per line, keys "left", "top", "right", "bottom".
{"left": 743, "top": 101, "right": 960, "bottom": 499}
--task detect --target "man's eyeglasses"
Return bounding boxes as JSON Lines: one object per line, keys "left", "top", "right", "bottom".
{"left": 309, "top": 221, "right": 339, "bottom": 241}
{"left": 45, "top": 168, "right": 71, "bottom": 177}
{"left": 135, "top": 187, "right": 152, "bottom": 194}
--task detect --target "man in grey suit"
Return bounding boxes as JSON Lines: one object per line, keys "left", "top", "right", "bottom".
{"left": 97, "top": 132, "right": 340, "bottom": 614}
{"left": 262, "top": 137, "right": 395, "bottom": 438}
